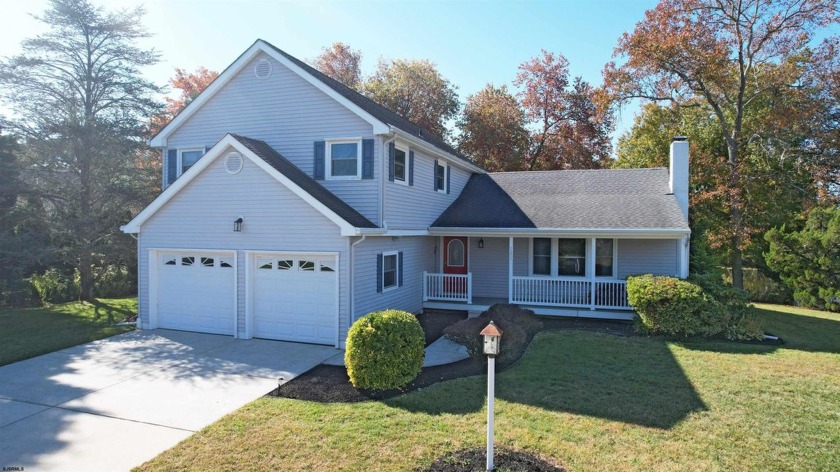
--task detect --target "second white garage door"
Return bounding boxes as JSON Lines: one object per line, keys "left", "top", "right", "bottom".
{"left": 251, "top": 253, "right": 337, "bottom": 345}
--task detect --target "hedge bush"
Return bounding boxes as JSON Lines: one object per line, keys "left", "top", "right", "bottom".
{"left": 444, "top": 304, "right": 541, "bottom": 362}
{"left": 344, "top": 309, "right": 425, "bottom": 390}
{"left": 627, "top": 274, "right": 764, "bottom": 341}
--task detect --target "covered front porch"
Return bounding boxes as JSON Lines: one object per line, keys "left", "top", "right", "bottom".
{"left": 421, "top": 234, "right": 689, "bottom": 320}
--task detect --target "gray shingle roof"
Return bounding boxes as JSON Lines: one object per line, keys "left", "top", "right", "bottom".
{"left": 259, "top": 40, "right": 477, "bottom": 169}
{"left": 432, "top": 168, "right": 689, "bottom": 230}
{"left": 231, "top": 134, "right": 377, "bottom": 228}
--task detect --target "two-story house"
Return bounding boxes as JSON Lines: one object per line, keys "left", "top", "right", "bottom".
{"left": 122, "top": 39, "right": 690, "bottom": 348}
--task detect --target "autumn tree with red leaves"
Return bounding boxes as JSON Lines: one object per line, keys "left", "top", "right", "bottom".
{"left": 457, "top": 85, "right": 529, "bottom": 171}
{"left": 150, "top": 67, "right": 218, "bottom": 135}
{"left": 602, "top": 0, "right": 838, "bottom": 289}
{"left": 312, "top": 42, "right": 362, "bottom": 90}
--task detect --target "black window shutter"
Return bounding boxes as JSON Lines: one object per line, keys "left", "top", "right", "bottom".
{"left": 166, "top": 149, "right": 178, "bottom": 186}
{"left": 388, "top": 142, "right": 395, "bottom": 182}
{"left": 398, "top": 251, "right": 404, "bottom": 287}
{"left": 433, "top": 160, "right": 439, "bottom": 190}
{"left": 362, "top": 139, "right": 374, "bottom": 179}
{"left": 376, "top": 253, "right": 383, "bottom": 293}
{"left": 313, "top": 141, "right": 325, "bottom": 180}
{"left": 408, "top": 151, "right": 414, "bottom": 186}
{"left": 446, "top": 165, "right": 451, "bottom": 194}
{"left": 205, "top": 146, "right": 211, "bottom": 154}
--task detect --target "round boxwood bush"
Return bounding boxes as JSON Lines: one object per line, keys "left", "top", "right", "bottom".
{"left": 344, "top": 309, "right": 425, "bottom": 390}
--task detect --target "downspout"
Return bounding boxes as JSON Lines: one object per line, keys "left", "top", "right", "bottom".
{"left": 349, "top": 234, "right": 367, "bottom": 327}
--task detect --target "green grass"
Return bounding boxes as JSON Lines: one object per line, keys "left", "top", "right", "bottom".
{"left": 136, "top": 304, "right": 840, "bottom": 471}
{"left": 0, "top": 298, "right": 137, "bottom": 366}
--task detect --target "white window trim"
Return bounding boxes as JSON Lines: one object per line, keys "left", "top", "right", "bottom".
{"left": 594, "top": 238, "right": 618, "bottom": 278}
{"left": 326, "top": 138, "right": 362, "bottom": 180}
{"left": 436, "top": 162, "right": 448, "bottom": 193}
{"left": 382, "top": 250, "right": 399, "bottom": 292}
{"left": 177, "top": 147, "right": 205, "bottom": 177}
{"left": 393, "top": 143, "right": 409, "bottom": 186}
{"left": 529, "top": 237, "right": 600, "bottom": 279}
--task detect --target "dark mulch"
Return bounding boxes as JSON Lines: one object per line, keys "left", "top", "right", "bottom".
{"left": 423, "top": 447, "right": 565, "bottom": 472}
{"left": 418, "top": 309, "right": 468, "bottom": 346}
{"left": 268, "top": 314, "right": 635, "bottom": 403}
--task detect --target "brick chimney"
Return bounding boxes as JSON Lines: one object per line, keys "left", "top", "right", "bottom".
{"left": 669, "top": 137, "right": 689, "bottom": 219}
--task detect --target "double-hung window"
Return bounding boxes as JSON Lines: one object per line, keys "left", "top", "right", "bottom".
{"left": 435, "top": 162, "right": 447, "bottom": 192}
{"left": 558, "top": 239, "right": 586, "bottom": 277}
{"left": 382, "top": 251, "right": 398, "bottom": 291}
{"left": 179, "top": 148, "right": 205, "bottom": 176}
{"left": 529, "top": 238, "right": 616, "bottom": 278}
{"left": 394, "top": 145, "right": 407, "bottom": 183}
{"left": 328, "top": 140, "right": 361, "bottom": 179}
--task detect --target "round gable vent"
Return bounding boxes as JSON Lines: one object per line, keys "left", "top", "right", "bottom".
{"left": 254, "top": 58, "right": 272, "bottom": 80}
{"left": 224, "top": 152, "right": 244, "bottom": 174}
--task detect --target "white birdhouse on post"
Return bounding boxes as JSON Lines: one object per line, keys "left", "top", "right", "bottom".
{"left": 481, "top": 321, "right": 502, "bottom": 356}
{"left": 480, "top": 321, "right": 503, "bottom": 471}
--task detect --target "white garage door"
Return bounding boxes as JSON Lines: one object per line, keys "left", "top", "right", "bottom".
{"left": 252, "top": 254, "right": 337, "bottom": 345}
{"left": 156, "top": 251, "right": 236, "bottom": 335}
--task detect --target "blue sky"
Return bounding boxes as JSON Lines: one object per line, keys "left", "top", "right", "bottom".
{"left": 0, "top": 0, "right": 660, "bottom": 145}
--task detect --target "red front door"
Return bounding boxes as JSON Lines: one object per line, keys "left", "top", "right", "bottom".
{"left": 443, "top": 237, "right": 468, "bottom": 275}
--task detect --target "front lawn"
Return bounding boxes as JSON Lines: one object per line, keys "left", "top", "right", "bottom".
{"left": 136, "top": 304, "right": 840, "bottom": 471}
{"left": 0, "top": 298, "right": 137, "bottom": 366}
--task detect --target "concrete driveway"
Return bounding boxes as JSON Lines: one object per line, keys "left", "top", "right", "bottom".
{"left": 0, "top": 329, "right": 337, "bottom": 471}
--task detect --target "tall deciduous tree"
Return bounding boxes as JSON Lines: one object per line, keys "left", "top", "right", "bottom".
{"left": 0, "top": 0, "right": 161, "bottom": 301}
{"left": 602, "top": 0, "right": 838, "bottom": 288}
{"left": 151, "top": 67, "right": 218, "bottom": 135}
{"left": 456, "top": 84, "right": 529, "bottom": 171}
{"left": 363, "top": 58, "right": 459, "bottom": 140}
{"left": 312, "top": 42, "right": 362, "bottom": 90}
{"left": 515, "top": 50, "right": 613, "bottom": 170}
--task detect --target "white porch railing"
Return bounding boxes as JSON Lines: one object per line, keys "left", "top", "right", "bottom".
{"left": 510, "top": 276, "right": 632, "bottom": 310}
{"left": 423, "top": 271, "right": 472, "bottom": 303}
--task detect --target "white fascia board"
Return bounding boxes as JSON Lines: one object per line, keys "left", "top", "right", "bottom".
{"left": 427, "top": 227, "right": 691, "bottom": 239}
{"left": 149, "top": 40, "right": 389, "bottom": 148}
{"left": 357, "top": 228, "right": 429, "bottom": 236}
{"left": 389, "top": 128, "right": 485, "bottom": 174}
{"left": 122, "top": 134, "right": 359, "bottom": 235}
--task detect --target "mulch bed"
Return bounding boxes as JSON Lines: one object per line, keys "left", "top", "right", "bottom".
{"left": 423, "top": 447, "right": 565, "bottom": 472}
{"left": 268, "top": 313, "right": 634, "bottom": 403}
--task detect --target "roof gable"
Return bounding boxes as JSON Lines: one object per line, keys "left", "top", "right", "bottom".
{"left": 123, "top": 134, "right": 375, "bottom": 235}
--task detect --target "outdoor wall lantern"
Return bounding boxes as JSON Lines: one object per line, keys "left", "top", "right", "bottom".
{"left": 233, "top": 217, "right": 243, "bottom": 232}
{"left": 478, "top": 238, "right": 485, "bottom": 249}
{"left": 480, "top": 321, "right": 503, "bottom": 471}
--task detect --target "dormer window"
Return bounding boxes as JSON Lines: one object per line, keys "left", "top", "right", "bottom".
{"left": 327, "top": 139, "right": 361, "bottom": 179}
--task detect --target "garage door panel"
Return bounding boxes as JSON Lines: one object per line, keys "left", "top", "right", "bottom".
{"left": 156, "top": 251, "right": 235, "bottom": 336}
{"left": 252, "top": 254, "right": 337, "bottom": 345}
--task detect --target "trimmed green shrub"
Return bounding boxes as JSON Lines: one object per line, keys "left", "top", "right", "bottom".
{"left": 344, "top": 309, "right": 425, "bottom": 390}
{"left": 690, "top": 272, "right": 764, "bottom": 341}
{"left": 444, "top": 304, "right": 541, "bottom": 362}
{"left": 29, "top": 268, "right": 79, "bottom": 304}
{"left": 627, "top": 275, "right": 725, "bottom": 337}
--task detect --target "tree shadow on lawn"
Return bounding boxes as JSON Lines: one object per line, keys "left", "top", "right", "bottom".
{"left": 678, "top": 306, "right": 840, "bottom": 355}
{"left": 89, "top": 299, "right": 135, "bottom": 324}
{"left": 387, "top": 331, "right": 708, "bottom": 430}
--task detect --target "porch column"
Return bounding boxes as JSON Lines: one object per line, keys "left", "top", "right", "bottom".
{"left": 508, "top": 237, "right": 513, "bottom": 303}
{"left": 588, "top": 237, "right": 596, "bottom": 310}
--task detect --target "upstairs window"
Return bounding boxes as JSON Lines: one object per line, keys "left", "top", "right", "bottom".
{"left": 394, "top": 146, "right": 407, "bottom": 183}
{"left": 328, "top": 140, "right": 361, "bottom": 179}
{"left": 179, "top": 148, "right": 204, "bottom": 176}
{"left": 435, "top": 162, "right": 447, "bottom": 192}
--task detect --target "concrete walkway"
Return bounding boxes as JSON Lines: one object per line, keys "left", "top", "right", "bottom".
{"left": 324, "top": 336, "right": 470, "bottom": 367}
{"left": 0, "top": 329, "right": 337, "bottom": 471}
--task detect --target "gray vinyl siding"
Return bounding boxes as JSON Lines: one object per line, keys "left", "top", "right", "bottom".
{"left": 617, "top": 239, "right": 679, "bottom": 278}
{"left": 165, "top": 52, "right": 381, "bottom": 225}
{"left": 352, "top": 236, "right": 435, "bottom": 320}
{"left": 469, "top": 237, "right": 508, "bottom": 299}
{"left": 137, "top": 146, "right": 351, "bottom": 343}
{"left": 383, "top": 146, "right": 472, "bottom": 229}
